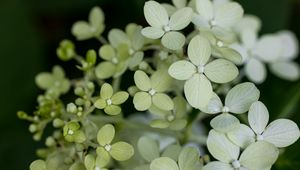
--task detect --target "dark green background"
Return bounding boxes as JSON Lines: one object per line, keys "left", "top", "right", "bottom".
{"left": 0, "top": 0, "right": 299, "bottom": 169}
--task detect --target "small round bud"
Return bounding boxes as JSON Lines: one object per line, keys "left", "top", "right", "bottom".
{"left": 45, "top": 137, "right": 56, "bottom": 147}
{"left": 74, "top": 87, "right": 85, "bottom": 96}
{"left": 53, "top": 118, "right": 65, "bottom": 128}
{"left": 29, "top": 124, "right": 38, "bottom": 133}
{"left": 67, "top": 103, "right": 78, "bottom": 114}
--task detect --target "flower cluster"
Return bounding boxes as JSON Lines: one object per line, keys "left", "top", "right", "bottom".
{"left": 18, "top": 0, "right": 300, "bottom": 170}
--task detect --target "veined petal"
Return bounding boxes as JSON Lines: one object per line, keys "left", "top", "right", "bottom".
{"left": 150, "top": 157, "right": 179, "bottom": 170}
{"left": 95, "top": 62, "right": 116, "bottom": 79}
{"left": 205, "top": 59, "right": 239, "bottom": 83}
{"left": 142, "top": 27, "right": 165, "bottom": 39}
{"left": 225, "top": 82, "right": 260, "bottom": 114}
{"left": 162, "top": 4, "right": 177, "bottom": 16}
{"left": 144, "top": 1, "right": 169, "bottom": 28}
{"left": 253, "top": 35, "right": 282, "bottom": 62}
{"left": 168, "top": 60, "right": 196, "bottom": 80}
{"left": 161, "top": 145, "right": 182, "bottom": 161}
{"left": 133, "top": 92, "right": 152, "bottom": 111}
{"left": 99, "top": 45, "right": 115, "bottom": 61}
{"left": 245, "top": 58, "right": 266, "bottom": 84}
{"left": 111, "top": 92, "right": 129, "bottom": 105}
{"left": 110, "top": 142, "right": 134, "bottom": 161}
{"left": 178, "top": 147, "right": 201, "bottom": 170}
{"left": 200, "top": 93, "right": 223, "bottom": 114}
{"left": 100, "top": 83, "right": 113, "bottom": 99}
{"left": 169, "top": 7, "right": 193, "bottom": 31}
{"left": 104, "top": 105, "right": 122, "bottom": 115}
{"left": 207, "top": 130, "right": 240, "bottom": 163}
{"left": 202, "top": 161, "right": 233, "bottom": 170}
{"left": 108, "top": 29, "right": 130, "bottom": 48}
{"left": 188, "top": 35, "right": 212, "bottom": 66}
{"left": 239, "top": 141, "right": 279, "bottom": 170}
{"left": 210, "top": 113, "right": 240, "bottom": 133}
{"left": 96, "top": 147, "right": 111, "bottom": 167}
{"left": 270, "top": 61, "right": 300, "bottom": 81}
{"left": 184, "top": 74, "right": 213, "bottom": 108}
{"left": 153, "top": 93, "right": 174, "bottom": 111}
{"left": 94, "top": 98, "right": 107, "bottom": 109}
{"left": 192, "top": 14, "right": 210, "bottom": 28}
{"left": 151, "top": 69, "right": 172, "bottom": 92}
{"left": 263, "top": 119, "right": 300, "bottom": 148}
{"left": 227, "top": 124, "right": 255, "bottom": 149}
{"left": 195, "top": 0, "right": 214, "bottom": 21}
{"left": 172, "top": 0, "right": 187, "bottom": 9}
{"left": 248, "top": 101, "right": 269, "bottom": 135}
{"left": 134, "top": 70, "right": 151, "bottom": 91}
{"left": 215, "top": 2, "right": 244, "bottom": 28}
{"left": 162, "top": 31, "right": 186, "bottom": 50}
{"left": 97, "top": 124, "right": 115, "bottom": 146}
{"left": 138, "top": 136, "right": 160, "bottom": 162}
{"left": 217, "top": 47, "right": 243, "bottom": 65}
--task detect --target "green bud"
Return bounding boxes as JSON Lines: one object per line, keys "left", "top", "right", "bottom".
{"left": 128, "top": 86, "right": 139, "bottom": 96}
{"left": 86, "top": 49, "right": 97, "bottom": 65}
{"left": 17, "top": 111, "right": 28, "bottom": 120}
{"left": 87, "top": 82, "right": 95, "bottom": 91}
{"left": 53, "top": 118, "right": 65, "bottom": 128}
{"left": 67, "top": 103, "right": 78, "bottom": 114}
{"left": 29, "top": 124, "right": 38, "bottom": 133}
{"left": 74, "top": 87, "right": 85, "bottom": 96}
{"left": 45, "top": 137, "right": 56, "bottom": 147}
{"left": 56, "top": 39, "right": 76, "bottom": 61}
{"left": 75, "top": 98, "right": 85, "bottom": 106}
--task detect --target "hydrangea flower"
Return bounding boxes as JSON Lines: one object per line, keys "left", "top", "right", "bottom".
{"left": 149, "top": 96, "right": 188, "bottom": 130}
{"left": 84, "top": 154, "right": 108, "bottom": 170}
{"left": 200, "top": 82, "right": 260, "bottom": 133}
{"left": 203, "top": 130, "right": 279, "bottom": 170}
{"left": 228, "top": 101, "right": 300, "bottom": 149}
{"left": 168, "top": 35, "right": 239, "bottom": 108}
{"left": 56, "top": 40, "right": 76, "bottom": 61}
{"left": 162, "top": 0, "right": 188, "bottom": 16}
{"left": 71, "top": 7, "right": 105, "bottom": 41}
{"left": 133, "top": 70, "right": 174, "bottom": 111}
{"left": 94, "top": 83, "right": 129, "bottom": 115}
{"left": 96, "top": 124, "right": 134, "bottom": 164}
{"left": 142, "top": 1, "right": 193, "bottom": 50}
{"left": 30, "top": 160, "right": 47, "bottom": 170}
{"left": 63, "top": 121, "right": 86, "bottom": 143}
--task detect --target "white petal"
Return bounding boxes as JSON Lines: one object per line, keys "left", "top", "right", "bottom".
{"left": 188, "top": 35, "right": 212, "bottom": 65}
{"left": 239, "top": 141, "right": 279, "bottom": 170}
{"left": 200, "top": 93, "right": 223, "bottom": 114}
{"left": 108, "top": 29, "right": 130, "bottom": 48}
{"left": 207, "top": 130, "right": 240, "bottom": 163}
{"left": 203, "top": 161, "right": 233, "bottom": 170}
{"left": 277, "top": 30, "right": 299, "bottom": 60}
{"left": 150, "top": 157, "right": 179, "bottom": 170}
{"left": 248, "top": 101, "right": 269, "bottom": 135}
{"left": 172, "top": 0, "right": 187, "bottom": 8}
{"left": 192, "top": 14, "right": 210, "bottom": 28}
{"left": 245, "top": 58, "right": 266, "bottom": 84}
{"left": 214, "top": 2, "right": 244, "bottom": 28}
{"left": 168, "top": 60, "right": 196, "bottom": 80}
{"left": 144, "top": 1, "right": 169, "bottom": 28}
{"left": 234, "top": 14, "right": 261, "bottom": 33}
{"left": 142, "top": 27, "right": 164, "bottom": 39}
{"left": 270, "top": 61, "right": 300, "bottom": 81}
{"left": 204, "top": 59, "right": 239, "bottom": 83}
{"left": 162, "top": 31, "right": 186, "bottom": 50}
{"left": 169, "top": 7, "right": 193, "bottom": 31}
{"left": 227, "top": 124, "right": 255, "bottom": 149}
{"left": 225, "top": 82, "right": 260, "bottom": 114}
{"left": 253, "top": 35, "right": 282, "bottom": 62}
{"left": 263, "top": 119, "right": 300, "bottom": 148}
{"left": 241, "top": 29, "right": 257, "bottom": 49}
{"left": 195, "top": 0, "right": 214, "bottom": 20}
{"left": 210, "top": 113, "right": 240, "bottom": 133}
{"left": 184, "top": 74, "right": 213, "bottom": 108}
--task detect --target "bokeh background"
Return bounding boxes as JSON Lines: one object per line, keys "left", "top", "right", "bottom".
{"left": 0, "top": 0, "right": 299, "bottom": 169}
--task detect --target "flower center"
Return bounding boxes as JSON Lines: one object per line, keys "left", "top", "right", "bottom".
{"left": 112, "top": 57, "right": 118, "bottom": 64}
{"left": 222, "top": 106, "right": 230, "bottom": 113}
{"left": 67, "top": 129, "right": 74, "bottom": 135}
{"left": 210, "top": 20, "right": 217, "bottom": 27}
{"left": 104, "top": 144, "right": 112, "bottom": 152}
{"left": 217, "top": 41, "right": 224, "bottom": 47}
{"left": 256, "top": 134, "right": 264, "bottom": 141}
{"left": 163, "top": 25, "right": 171, "bottom": 32}
{"left": 106, "top": 99, "right": 112, "bottom": 105}
{"left": 231, "top": 160, "right": 241, "bottom": 169}
{"left": 148, "top": 89, "right": 156, "bottom": 96}
{"left": 197, "top": 65, "right": 205, "bottom": 73}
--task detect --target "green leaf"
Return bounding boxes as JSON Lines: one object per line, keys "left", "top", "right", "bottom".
{"left": 188, "top": 35, "right": 211, "bottom": 66}
{"left": 162, "top": 31, "right": 186, "bottom": 50}
{"left": 210, "top": 113, "right": 240, "bottom": 133}
{"left": 168, "top": 60, "right": 196, "bottom": 80}
{"left": 95, "top": 62, "right": 116, "bottom": 79}
{"left": 134, "top": 70, "right": 151, "bottom": 91}
{"left": 111, "top": 91, "right": 129, "bottom": 105}
{"left": 97, "top": 124, "right": 115, "bottom": 146}
{"left": 204, "top": 59, "right": 239, "bottom": 83}
{"left": 110, "top": 142, "right": 134, "bottom": 161}
{"left": 184, "top": 74, "right": 213, "bottom": 108}
{"left": 153, "top": 93, "right": 174, "bottom": 111}
{"left": 150, "top": 157, "right": 179, "bottom": 170}
{"left": 133, "top": 92, "right": 152, "bottom": 111}
{"left": 169, "top": 7, "right": 193, "bottom": 31}
{"left": 100, "top": 83, "right": 114, "bottom": 100}
{"left": 138, "top": 136, "right": 160, "bottom": 162}
{"left": 225, "top": 82, "right": 260, "bottom": 114}
{"left": 144, "top": 1, "right": 169, "bottom": 28}
{"left": 141, "top": 27, "right": 165, "bottom": 39}
{"left": 30, "top": 160, "right": 47, "bottom": 170}
{"left": 99, "top": 45, "right": 115, "bottom": 61}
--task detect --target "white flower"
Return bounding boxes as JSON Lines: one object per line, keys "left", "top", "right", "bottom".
{"left": 168, "top": 35, "right": 239, "bottom": 109}
{"left": 203, "top": 130, "right": 279, "bottom": 170}
{"left": 142, "top": 1, "right": 193, "bottom": 50}
{"left": 228, "top": 101, "right": 300, "bottom": 148}
{"left": 200, "top": 82, "right": 260, "bottom": 133}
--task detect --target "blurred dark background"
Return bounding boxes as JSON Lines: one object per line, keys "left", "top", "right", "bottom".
{"left": 0, "top": 0, "right": 299, "bottom": 169}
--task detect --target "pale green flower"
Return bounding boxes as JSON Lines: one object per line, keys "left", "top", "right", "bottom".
{"left": 200, "top": 82, "right": 260, "bottom": 133}
{"left": 96, "top": 124, "right": 134, "bottom": 163}
{"left": 228, "top": 101, "right": 300, "bottom": 149}
{"left": 142, "top": 1, "right": 193, "bottom": 50}
{"left": 94, "top": 83, "right": 129, "bottom": 115}
{"left": 168, "top": 35, "right": 239, "bottom": 108}
{"left": 30, "top": 160, "right": 47, "bottom": 170}
{"left": 56, "top": 39, "right": 76, "bottom": 61}
{"left": 149, "top": 96, "right": 188, "bottom": 130}
{"left": 84, "top": 154, "right": 108, "bottom": 170}
{"left": 203, "top": 130, "right": 279, "bottom": 170}
{"left": 133, "top": 70, "right": 174, "bottom": 111}
{"left": 63, "top": 121, "right": 86, "bottom": 143}
{"left": 72, "top": 7, "right": 105, "bottom": 40}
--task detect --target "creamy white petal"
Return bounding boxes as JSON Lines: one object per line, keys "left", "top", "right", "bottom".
{"left": 169, "top": 7, "right": 193, "bottom": 31}
{"left": 214, "top": 2, "right": 244, "bottom": 28}
{"left": 241, "top": 29, "right": 257, "bottom": 50}
{"left": 203, "top": 161, "right": 233, "bottom": 170}
{"left": 168, "top": 60, "right": 196, "bottom": 80}
{"left": 188, "top": 35, "right": 212, "bottom": 65}
{"left": 200, "top": 93, "right": 223, "bottom": 114}
{"left": 263, "top": 119, "right": 300, "bottom": 148}
{"left": 248, "top": 101, "right": 269, "bottom": 135}
{"left": 210, "top": 113, "right": 240, "bottom": 133}
{"left": 162, "top": 32, "right": 186, "bottom": 50}
{"left": 144, "top": 1, "right": 169, "bottom": 28}
{"left": 192, "top": 14, "right": 210, "bottom": 28}
{"left": 253, "top": 35, "right": 282, "bottom": 62}
{"left": 277, "top": 30, "right": 299, "bottom": 60}
{"left": 142, "top": 27, "right": 165, "bottom": 39}
{"left": 234, "top": 14, "right": 261, "bottom": 34}
{"left": 195, "top": 0, "right": 214, "bottom": 20}
{"left": 245, "top": 58, "right": 267, "bottom": 84}
{"left": 172, "top": 0, "right": 187, "bottom": 8}
{"left": 270, "top": 61, "right": 300, "bottom": 81}
{"left": 227, "top": 124, "right": 255, "bottom": 149}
